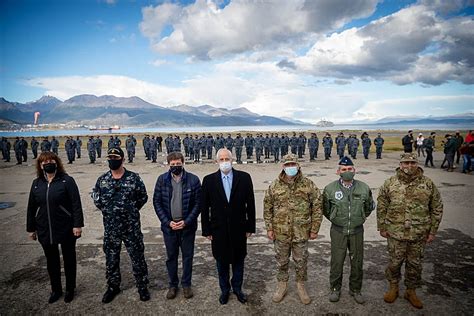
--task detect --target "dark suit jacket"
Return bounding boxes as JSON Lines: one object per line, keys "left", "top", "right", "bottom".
{"left": 201, "top": 168, "right": 256, "bottom": 264}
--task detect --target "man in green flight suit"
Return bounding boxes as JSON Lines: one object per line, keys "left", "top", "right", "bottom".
{"left": 377, "top": 152, "right": 443, "bottom": 309}
{"left": 321, "top": 156, "right": 374, "bottom": 304}
{"left": 264, "top": 154, "right": 322, "bottom": 305}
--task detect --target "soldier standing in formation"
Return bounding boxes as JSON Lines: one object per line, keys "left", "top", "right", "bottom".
{"left": 150, "top": 136, "right": 158, "bottom": 163}
{"left": 31, "top": 137, "right": 39, "bottom": 159}
{"left": 76, "top": 136, "right": 82, "bottom": 159}
{"left": 290, "top": 132, "right": 298, "bottom": 155}
{"left": 374, "top": 133, "right": 384, "bottom": 159}
{"left": 280, "top": 133, "right": 288, "bottom": 157}
{"left": 108, "top": 136, "right": 114, "bottom": 150}
{"left": 361, "top": 132, "right": 371, "bottom": 159}
{"left": 264, "top": 134, "right": 271, "bottom": 159}
{"left": 65, "top": 136, "right": 76, "bottom": 164}
{"left": 322, "top": 133, "right": 333, "bottom": 160}
{"left": 1, "top": 137, "right": 11, "bottom": 162}
{"left": 87, "top": 136, "right": 96, "bottom": 163}
{"left": 255, "top": 134, "right": 263, "bottom": 163}
{"left": 14, "top": 137, "right": 23, "bottom": 164}
{"left": 307, "top": 133, "right": 319, "bottom": 161}
{"left": 95, "top": 136, "right": 102, "bottom": 158}
{"left": 272, "top": 133, "right": 281, "bottom": 163}
{"left": 234, "top": 133, "right": 244, "bottom": 163}
{"left": 264, "top": 154, "right": 322, "bottom": 305}
{"left": 50, "top": 136, "right": 59, "bottom": 155}
{"left": 322, "top": 156, "right": 374, "bottom": 304}
{"left": 183, "top": 134, "right": 190, "bottom": 158}
{"left": 377, "top": 153, "right": 443, "bottom": 309}
{"left": 206, "top": 134, "right": 214, "bottom": 159}
{"left": 225, "top": 134, "right": 234, "bottom": 152}
{"left": 41, "top": 137, "right": 51, "bottom": 152}
{"left": 297, "top": 133, "right": 305, "bottom": 158}
{"left": 125, "top": 135, "right": 136, "bottom": 163}
{"left": 244, "top": 134, "right": 254, "bottom": 160}
{"left": 193, "top": 135, "right": 201, "bottom": 163}
{"left": 92, "top": 147, "right": 150, "bottom": 303}
{"left": 20, "top": 136, "right": 28, "bottom": 162}
{"left": 336, "top": 133, "right": 346, "bottom": 159}
{"left": 143, "top": 135, "right": 150, "bottom": 160}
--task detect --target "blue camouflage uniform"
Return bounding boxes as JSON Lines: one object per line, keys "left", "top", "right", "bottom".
{"left": 362, "top": 134, "right": 371, "bottom": 159}
{"left": 322, "top": 135, "right": 333, "bottom": 160}
{"left": 92, "top": 168, "right": 149, "bottom": 291}
{"left": 308, "top": 134, "right": 319, "bottom": 161}
{"left": 234, "top": 134, "right": 244, "bottom": 163}
{"left": 336, "top": 135, "right": 346, "bottom": 159}
{"left": 272, "top": 134, "right": 281, "bottom": 162}
{"left": 374, "top": 135, "right": 384, "bottom": 159}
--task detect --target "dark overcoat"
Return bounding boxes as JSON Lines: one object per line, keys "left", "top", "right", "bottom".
{"left": 201, "top": 169, "right": 256, "bottom": 264}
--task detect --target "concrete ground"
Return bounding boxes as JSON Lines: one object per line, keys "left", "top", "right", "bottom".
{"left": 0, "top": 147, "right": 473, "bottom": 315}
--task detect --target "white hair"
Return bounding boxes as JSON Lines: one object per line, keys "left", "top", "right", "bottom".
{"left": 216, "top": 148, "right": 233, "bottom": 160}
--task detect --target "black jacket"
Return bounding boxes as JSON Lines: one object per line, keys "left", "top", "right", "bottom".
{"left": 27, "top": 173, "right": 84, "bottom": 245}
{"left": 201, "top": 169, "right": 256, "bottom": 264}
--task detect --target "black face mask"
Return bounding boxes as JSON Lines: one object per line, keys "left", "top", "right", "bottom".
{"left": 108, "top": 159, "right": 123, "bottom": 170}
{"left": 43, "top": 163, "right": 57, "bottom": 174}
{"left": 170, "top": 166, "right": 183, "bottom": 175}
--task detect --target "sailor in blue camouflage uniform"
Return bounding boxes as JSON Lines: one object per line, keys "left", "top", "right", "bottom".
{"left": 92, "top": 147, "right": 150, "bottom": 303}
{"left": 264, "top": 134, "right": 272, "bottom": 159}
{"left": 308, "top": 133, "right": 319, "bottom": 161}
{"left": 206, "top": 134, "right": 214, "bottom": 159}
{"left": 234, "top": 133, "right": 244, "bottom": 163}
{"left": 361, "top": 132, "right": 371, "bottom": 159}
{"left": 374, "top": 133, "right": 384, "bottom": 159}
{"left": 322, "top": 133, "right": 333, "bottom": 160}
{"left": 336, "top": 133, "right": 346, "bottom": 159}
{"left": 272, "top": 133, "right": 281, "bottom": 163}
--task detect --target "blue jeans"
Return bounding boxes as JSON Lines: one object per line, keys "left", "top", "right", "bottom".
{"left": 162, "top": 227, "right": 196, "bottom": 288}
{"left": 216, "top": 258, "right": 245, "bottom": 294}
{"left": 463, "top": 154, "right": 472, "bottom": 172}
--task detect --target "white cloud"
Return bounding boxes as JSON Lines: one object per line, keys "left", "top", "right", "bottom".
{"left": 291, "top": 2, "right": 474, "bottom": 85}
{"left": 139, "top": 0, "right": 378, "bottom": 60}
{"left": 149, "top": 59, "right": 168, "bottom": 67}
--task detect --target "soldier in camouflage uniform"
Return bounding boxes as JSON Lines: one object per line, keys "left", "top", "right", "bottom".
{"left": 92, "top": 147, "right": 150, "bottom": 303}
{"left": 31, "top": 137, "right": 39, "bottom": 159}
{"left": 75, "top": 136, "right": 82, "bottom": 159}
{"left": 65, "top": 136, "right": 76, "bottom": 164}
{"left": 51, "top": 136, "right": 59, "bottom": 155}
{"left": 264, "top": 154, "right": 322, "bottom": 305}
{"left": 87, "top": 136, "right": 96, "bottom": 163}
{"left": 322, "top": 156, "right": 374, "bottom": 304}
{"left": 377, "top": 153, "right": 443, "bottom": 309}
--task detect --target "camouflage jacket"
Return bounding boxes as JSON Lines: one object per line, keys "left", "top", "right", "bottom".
{"left": 263, "top": 171, "right": 322, "bottom": 242}
{"left": 377, "top": 168, "right": 443, "bottom": 241}
{"left": 92, "top": 169, "right": 148, "bottom": 228}
{"left": 322, "top": 179, "right": 374, "bottom": 235}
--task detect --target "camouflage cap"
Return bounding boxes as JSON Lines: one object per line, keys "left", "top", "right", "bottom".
{"left": 282, "top": 153, "right": 298, "bottom": 164}
{"left": 400, "top": 152, "right": 418, "bottom": 162}
{"left": 107, "top": 147, "right": 124, "bottom": 158}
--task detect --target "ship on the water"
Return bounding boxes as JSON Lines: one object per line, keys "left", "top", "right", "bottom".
{"left": 315, "top": 119, "right": 334, "bottom": 127}
{"left": 89, "top": 125, "right": 121, "bottom": 131}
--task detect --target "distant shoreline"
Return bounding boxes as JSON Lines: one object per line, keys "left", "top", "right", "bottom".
{"left": 0, "top": 124, "right": 471, "bottom": 138}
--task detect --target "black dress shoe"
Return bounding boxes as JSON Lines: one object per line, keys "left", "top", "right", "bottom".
{"left": 138, "top": 288, "right": 150, "bottom": 302}
{"left": 219, "top": 292, "right": 230, "bottom": 305}
{"left": 64, "top": 290, "right": 75, "bottom": 303}
{"left": 234, "top": 291, "right": 247, "bottom": 304}
{"left": 48, "top": 291, "right": 63, "bottom": 304}
{"left": 102, "top": 287, "right": 121, "bottom": 304}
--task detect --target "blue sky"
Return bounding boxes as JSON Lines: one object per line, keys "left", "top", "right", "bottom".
{"left": 1, "top": 0, "right": 473, "bottom": 123}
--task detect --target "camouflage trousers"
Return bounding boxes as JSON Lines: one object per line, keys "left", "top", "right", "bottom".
{"left": 385, "top": 237, "right": 425, "bottom": 289}
{"left": 273, "top": 239, "right": 308, "bottom": 282}
{"left": 103, "top": 229, "right": 149, "bottom": 290}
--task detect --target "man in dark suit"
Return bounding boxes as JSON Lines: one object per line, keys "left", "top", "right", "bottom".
{"left": 201, "top": 148, "right": 256, "bottom": 305}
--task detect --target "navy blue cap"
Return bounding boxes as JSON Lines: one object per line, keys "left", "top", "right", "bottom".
{"left": 339, "top": 156, "right": 354, "bottom": 166}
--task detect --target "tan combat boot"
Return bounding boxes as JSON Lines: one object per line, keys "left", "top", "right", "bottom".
{"left": 404, "top": 288, "right": 423, "bottom": 309}
{"left": 272, "top": 281, "right": 287, "bottom": 303}
{"left": 296, "top": 282, "right": 311, "bottom": 305}
{"left": 383, "top": 282, "right": 399, "bottom": 303}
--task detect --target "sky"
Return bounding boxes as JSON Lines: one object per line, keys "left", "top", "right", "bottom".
{"left": 1, "top": 0, "right": 473, "bottom": 123}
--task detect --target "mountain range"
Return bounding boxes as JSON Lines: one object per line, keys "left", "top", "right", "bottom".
{"left": 0, "top": 95, "right": 303, "bottom": 127}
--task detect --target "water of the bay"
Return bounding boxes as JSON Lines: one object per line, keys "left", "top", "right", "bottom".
{"left": 0, "top": 124, "right": 471, "bottom": 137}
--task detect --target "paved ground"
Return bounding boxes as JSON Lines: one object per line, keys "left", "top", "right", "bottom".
{"left": 0, "top": 148, "right": 473, "bottom": 315}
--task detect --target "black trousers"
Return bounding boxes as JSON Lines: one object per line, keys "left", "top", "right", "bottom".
{"left": 216, "top": 257, "right": 245, "bottom": 294}
{"left": 41, "top": 239, "right": 77, "bottom": 292}
{"left": 425, "top": 149, "right": 434, "bottom": 166}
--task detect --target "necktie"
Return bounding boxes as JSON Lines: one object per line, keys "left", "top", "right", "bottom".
{"left": 223, "top": 175, "right": 231, "bottom": 202}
